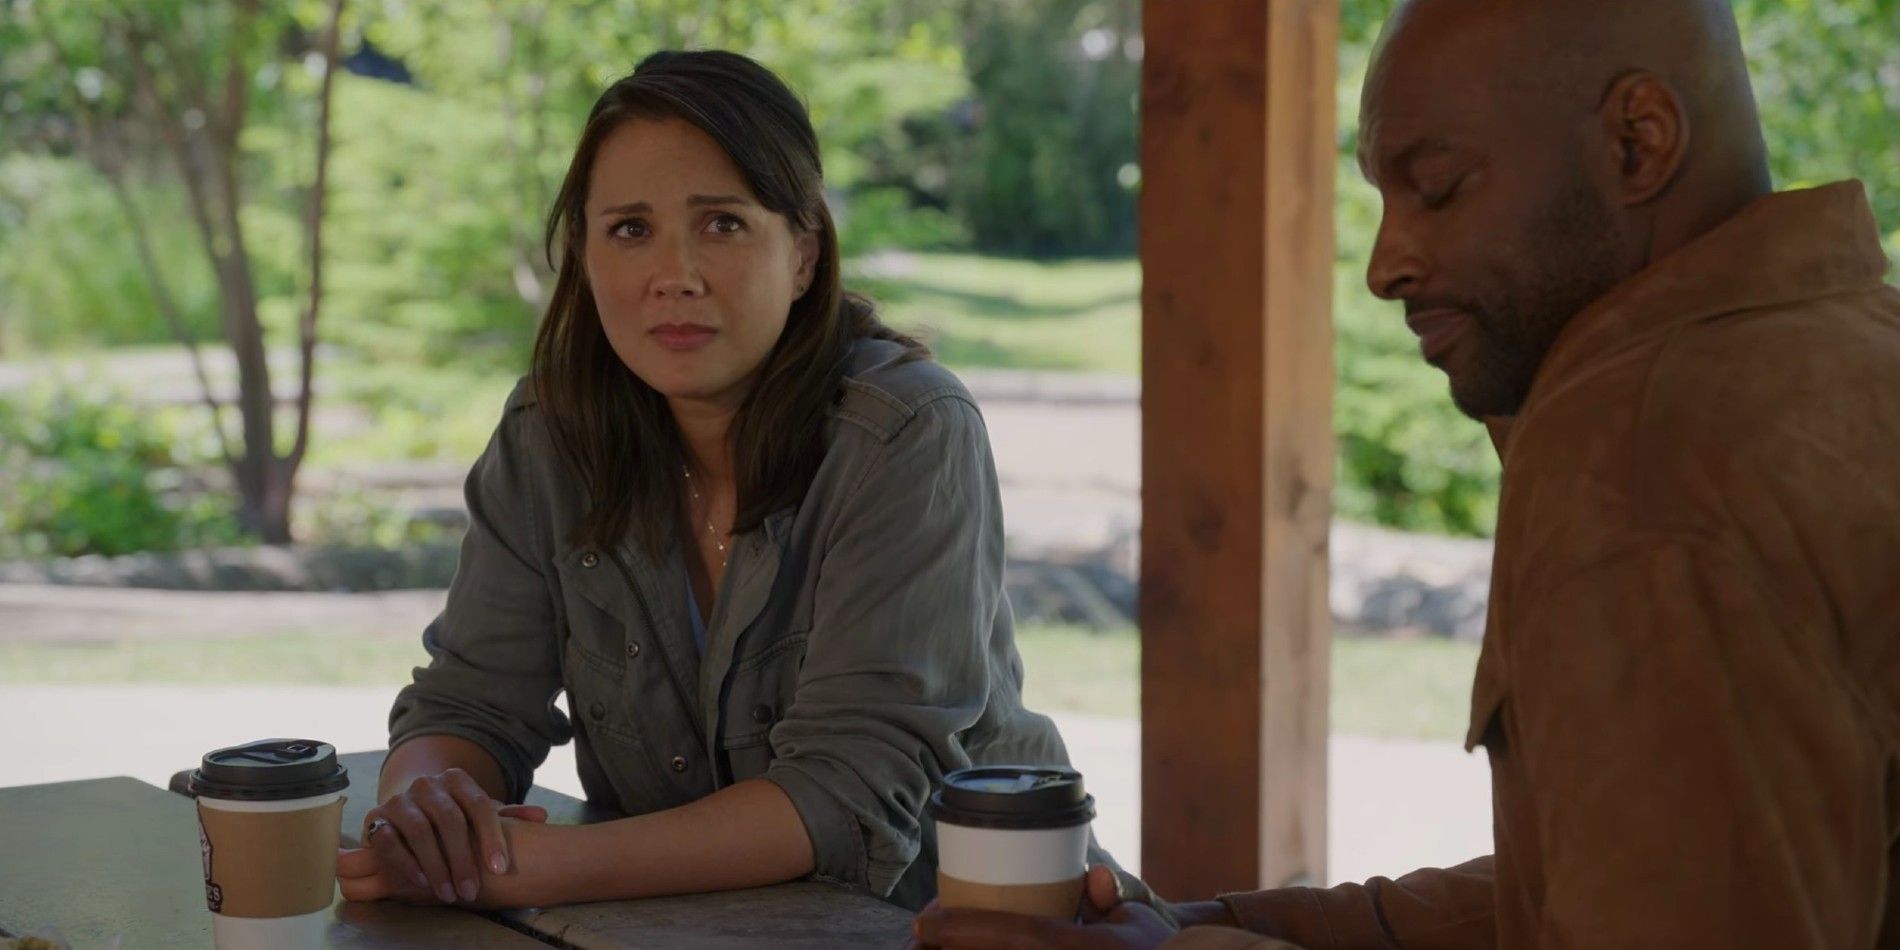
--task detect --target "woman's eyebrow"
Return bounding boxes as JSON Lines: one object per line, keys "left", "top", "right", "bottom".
{"left": 595, "top": 194, "right": 753, "bottom": 217}
{"left": 597, "top": 200, "right": 651, "bottom": 216}
{"left": 686, "top": 193, "right": 752, "bottom": 207}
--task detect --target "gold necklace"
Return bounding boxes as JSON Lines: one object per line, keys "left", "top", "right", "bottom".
{"left": 681, "top": 465, "right": 729, "bottom": 568}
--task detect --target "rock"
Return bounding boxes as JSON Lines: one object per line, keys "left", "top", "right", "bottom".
{"left": 0, "top": 542, "right": 462, "bottom": 592}
{"left": 1329, "top": 522, "right": 1492, "bottom": 640}
{"left": 0, "top": 519, "right": 1497, "bottom": 640}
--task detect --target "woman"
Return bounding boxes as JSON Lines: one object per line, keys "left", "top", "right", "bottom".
{"left": 335, "top": 50, "right": 1116, "bottom": 911}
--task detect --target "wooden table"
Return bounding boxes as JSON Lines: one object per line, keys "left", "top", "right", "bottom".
{"left": 0, "top": 749, "right": 913, "bottom": 948}
{"left": 317, "top": 751, "right": 916, "bottom": 950}
{"left": 0, "top": 775, "right": 543, "bottom": 947}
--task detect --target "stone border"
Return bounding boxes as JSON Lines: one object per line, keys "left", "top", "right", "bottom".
{"left": 1, "top": 520, "right": 1495, "bottom": 640}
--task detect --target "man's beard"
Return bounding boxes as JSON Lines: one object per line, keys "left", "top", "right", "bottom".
{"left": 1445, "top": 183, "right": 1629, "bottom": 420}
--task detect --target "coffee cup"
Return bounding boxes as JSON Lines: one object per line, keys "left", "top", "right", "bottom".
{"left": 929, "top": 765, "right": 1096, "bottom": 918}
{"left": 187, "top": 739, "right": 349, "bottom": 950}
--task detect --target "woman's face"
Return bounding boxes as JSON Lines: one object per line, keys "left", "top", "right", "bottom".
{"left": 583, "top": 117, "right": 818, "bottom": 408}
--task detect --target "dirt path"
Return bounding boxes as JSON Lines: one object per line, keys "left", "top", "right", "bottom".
{"left": 2, "top": 350, "right": 1495, "bottom": 641}
{"left": 0, "top": 584, "right": 444, "bottom": 644}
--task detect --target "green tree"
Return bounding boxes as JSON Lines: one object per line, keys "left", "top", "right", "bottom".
{"left": 1735, "top": 0, "right": 1900, "bottom": 263}
{"left": 953, "top": 0, "right": 1140, "bottom": 257}
{"left": 5, "top": 0, "right": 348, "bottom": 543}
{"left": 357, "top": 0, "right": 969, "bottom": 263}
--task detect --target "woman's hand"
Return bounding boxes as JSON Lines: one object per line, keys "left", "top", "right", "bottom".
{"left": 337, "top": 810, "right": 559, "bottom": 907}
{"left": 348, "top": 767, "right": 548, "bottom": 904}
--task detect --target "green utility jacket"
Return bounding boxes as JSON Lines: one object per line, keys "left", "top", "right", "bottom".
{"left": 389, "top": 338, "right": 1116, "bottom": 909}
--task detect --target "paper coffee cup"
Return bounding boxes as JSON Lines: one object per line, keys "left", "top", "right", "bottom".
{"left": 929, "top": 765, "right": 1096, "bottom": 918}
{"left": 188, "top": 739, "right": 349, "bottom": 950}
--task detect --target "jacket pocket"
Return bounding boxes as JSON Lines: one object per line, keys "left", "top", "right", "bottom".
{"left": 718, "top": 632, "right": 808, "bottom": 781}
{"left": 1463, "top": 617, "right": 1511, "bottom": 757}
{"left": 1465, "top": 676, "right": 1509, "bottom": 759}
{"left": 564, "top": 639, "right": 642, "bottom": 751}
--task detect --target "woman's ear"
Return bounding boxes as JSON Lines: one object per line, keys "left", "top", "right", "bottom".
{"left": 1598, "top": 70, "right": 1690, "bottom": 207}
{"left": 793, "top": 229, "right": 820, "bottom": 296}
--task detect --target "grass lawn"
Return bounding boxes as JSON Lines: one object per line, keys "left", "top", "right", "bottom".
{"left": 292, "top": 252, "right": 1139, "bottom": 467}
{"left": 0, "top": 252, "right": 1141, "bottom": 471}
{"left": 1015, "top": 627, "right": 1479, "bottom": 741}
{"left": 849, "top": 253, "right": 1139, "bottom": 375}
{"left": 2, "top": 626, "right": 1479, "bottom": 741}
{"left": 0, "top": 634, "right": 426, "bottom": 686}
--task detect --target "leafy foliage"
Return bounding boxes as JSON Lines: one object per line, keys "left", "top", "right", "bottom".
{"left": 1734, "top": 0, "right": 1900, "bottom": 262}
{"left": 952, "top": 0, "right": 1141, "bottom": 257}
{"left": 0, "top": 157, "right": 222, "bottom": 352}
{"left": 0, "top": 0, "right": 1892, "bottom": 546}
{"left": 0, "top": 385, "right": 243, "bottom": 559}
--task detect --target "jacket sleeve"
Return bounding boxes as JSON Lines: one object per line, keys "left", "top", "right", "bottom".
{"left": 386, "top": 393, "right": 571, "bottom": 803}
{"left": 761, "top": 395, "right": 1001, "bottom": 896}
{"left": 1508, "top": 535, "right": 1882, "bottom": 947}
{"left": 1211, "top": 857, "right": 1496, "bottom": 950}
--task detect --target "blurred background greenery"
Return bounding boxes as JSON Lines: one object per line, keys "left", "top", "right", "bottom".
{"left": 0, "top": 0, "right": 1894, "bottom": 558}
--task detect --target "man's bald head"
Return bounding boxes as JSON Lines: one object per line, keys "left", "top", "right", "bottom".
{"left": 1358, "top": 0, "right": 1772, "bottom": 419}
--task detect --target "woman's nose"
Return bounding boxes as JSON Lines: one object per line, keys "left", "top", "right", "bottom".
{"left": 650, "top": 238, "right": 705, "bottom": 298}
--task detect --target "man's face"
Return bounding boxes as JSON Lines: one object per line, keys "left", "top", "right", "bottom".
{"left": 1358, "top": 6, "right": 1631, "bottom": 420}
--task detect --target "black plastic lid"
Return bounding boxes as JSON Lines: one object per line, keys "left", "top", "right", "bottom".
{"left": 187, "top": 739, "right": 349, "bottom": 801}
{"left": 927, "top": 766, "right": 1095, "bottom": 830}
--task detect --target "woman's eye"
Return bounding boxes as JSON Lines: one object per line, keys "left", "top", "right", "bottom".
{"left": 609, "top": 219, "right": 648, "bottom": 239}
{"left": 708, "top": 213, "right": 746, "bottom": 234}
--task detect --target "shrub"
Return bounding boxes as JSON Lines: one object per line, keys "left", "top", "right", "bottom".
{"left": 0, "top": 384, "right": 243, "bottom": 559}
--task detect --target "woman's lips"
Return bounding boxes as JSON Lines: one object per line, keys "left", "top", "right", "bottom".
{"left": 1404, "top": 309, "right": 1473, "bottom": 364}
{"left": 649, "top": 323, "right": 717, "bottom": 351}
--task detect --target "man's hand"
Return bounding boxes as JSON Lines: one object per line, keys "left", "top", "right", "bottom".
{"left": 910, "top": 866, "right": 1181, "bottom": 950}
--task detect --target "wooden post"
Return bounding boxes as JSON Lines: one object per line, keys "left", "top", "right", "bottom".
{"left": 1139, "top": 0, "right": 1338, "bottom": 899}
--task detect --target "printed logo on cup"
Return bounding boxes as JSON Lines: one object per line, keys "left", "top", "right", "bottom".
{"left": 199, "top": 813, "right": 224, "bottom": 912}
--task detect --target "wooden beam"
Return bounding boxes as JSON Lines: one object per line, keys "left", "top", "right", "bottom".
{"left": 1139, "top": 0, "right": 1338, "bottom": 899}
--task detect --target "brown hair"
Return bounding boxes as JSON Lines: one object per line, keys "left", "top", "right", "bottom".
{"left": 531, "top": 50, "right": 924, "bottom": 556}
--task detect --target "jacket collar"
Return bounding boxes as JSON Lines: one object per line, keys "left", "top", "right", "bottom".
{"left": 1492, "top": 180, "right": 1891, "bottom": 463}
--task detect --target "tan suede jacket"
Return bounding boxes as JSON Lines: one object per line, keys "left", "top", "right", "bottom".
{"left": 1172, "top": 182, "right": 1900, "bottom": 948}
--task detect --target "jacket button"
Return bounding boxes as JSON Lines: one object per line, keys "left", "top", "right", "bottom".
{"left": 751, "top": 704, "right": 774, "bottom": 725}
{"left": 589, "top": 701, "right": 606, "bottom": 720}
{"left": 670, "top": 756, "right": 688, "bottom": 773}
{"left": 581, "top": 552, "right": 599, "bottom": 568}
{"left": 626, "top": 641, "right": 641, "bottom": 658}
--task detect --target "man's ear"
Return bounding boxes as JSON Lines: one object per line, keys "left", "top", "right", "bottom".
{"left": 1598, "top": 70, "right": 1690, "bottom": 206}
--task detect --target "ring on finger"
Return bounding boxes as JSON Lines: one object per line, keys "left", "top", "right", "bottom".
{"left": 365, "top": 816, "right": 393, "bottom": 842}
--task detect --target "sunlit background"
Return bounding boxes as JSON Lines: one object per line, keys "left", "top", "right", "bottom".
{"left": 1, "top": 0, "right": 1894, "bottom": 883}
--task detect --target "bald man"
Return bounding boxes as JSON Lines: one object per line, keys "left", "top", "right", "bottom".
{"left": 913, "top": 0, "right": 1900, "bottom": 947}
